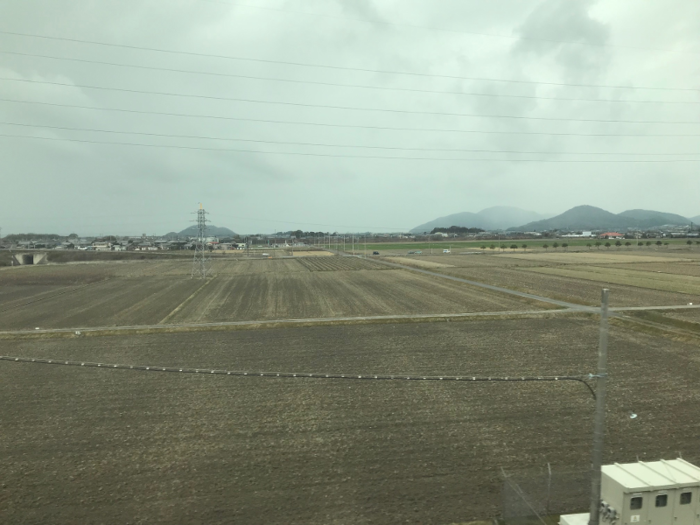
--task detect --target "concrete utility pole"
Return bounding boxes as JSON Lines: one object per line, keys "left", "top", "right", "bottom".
{"left": 588, "top": 288, "right": 610, "bottom": 525}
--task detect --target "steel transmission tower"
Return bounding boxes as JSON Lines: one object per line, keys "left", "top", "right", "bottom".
{"left": 191, "top": 204, "right": 211, "bottom": 279}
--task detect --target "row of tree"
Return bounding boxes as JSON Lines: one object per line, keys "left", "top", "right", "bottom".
{"left": 430, "top": 226, "right": 485, "bottom": 235}
{"left": 477, "top": 240, "right": 700, "bottom": 251}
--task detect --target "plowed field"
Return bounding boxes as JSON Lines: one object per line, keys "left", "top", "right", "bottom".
{"left": 1, "top": 319, "right": 698, "bottom": 524}
{"left": 165, "top": 269, "right": 546, "bottom": 324}
{"left": 0, "top": 259, "right": 551, "bottom": 331}
{"left": 435, "top": 266, "right": 696, "bottom": 307}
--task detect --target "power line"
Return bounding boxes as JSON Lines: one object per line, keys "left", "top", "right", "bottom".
{"left": 3, "top": 97, "right": 700, "bottom": 138}
{"left": 2, "top": 50, "right": 694, "bottom": 106}
{"left": 4, "top": 76, "right": 699, "bottom": 125}
{"left": 0, "top": 354, "right": 596, "bottom": 397}
{"left": 0, "top": 30, "right": 696, "bottom": 92}
{"left": 3, "top": 132, "right": 700, "bottom": 163}
{"left": 3, "top": 120, "right": 698, "bottom": 156}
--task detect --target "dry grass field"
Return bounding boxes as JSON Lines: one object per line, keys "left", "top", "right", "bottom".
{"left": 1, "top": 319, "right": 698, "bottom": 524}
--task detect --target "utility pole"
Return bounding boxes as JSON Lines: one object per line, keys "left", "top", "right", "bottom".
{"left": 588, "top": 288, "right": 610, "bottom": 525}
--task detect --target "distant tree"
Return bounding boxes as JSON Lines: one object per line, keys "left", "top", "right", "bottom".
{"left": 68, "top": 233, "right": 78, "bottom": 239}
{"left": 646, "top": 241, "right": 652, "bottom": 247}
{"left": 625, "top": 242, "right": 632, "bottom": 248}
{"left": 664, "top": 242, "right": 669, "bottom": 247}
{"left": 480, "top": 245, "right": 487, "bottom": 250}
{"left": 431, "top": 226, "right": 485, "bottom": 235}
{"left": 615, "top": 240, "right": 622, "bottom": 248}
{"left": 562, "top": 243, "right": 568, "bottom": 250}
{"left": 500, "top": 244, "right": 507, "bottom": 250}
{"left": 521, "top": 244, "right": 527, "bottom": 252}
{"left": 543, "top": 244, "right": 549, "bottom": 251}
{"left": 595, "top": 241, "right": 602, "bottom": 250}
{"left": 605, "top": 242, "right": 611, "bottom": 249}
{"left": 696, "top": 241, "right": 700, "bottom": 245}
{"left": 637, "top": 241, "right": 644, "bottom": 247}
{"left": 489, "top": 244, "right": 496, "bottom": 250}
{"left": 510, "top": 244, "right": 517, "bottom": 250}
{"left": 552, "top": 242, "right": 559, "bottom": 249}
{"left": 656, "top": 240, "right": 663, "bottom": 246}
{"left": 687, "top": 240, "right": 693, "bottom": 246}
{"left": 586, "top": 243, "right": 592, "bottom": 250}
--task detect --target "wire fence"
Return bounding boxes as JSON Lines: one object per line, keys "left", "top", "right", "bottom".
{"left": 501, "top": 466, "right": 590, "bottom": 524}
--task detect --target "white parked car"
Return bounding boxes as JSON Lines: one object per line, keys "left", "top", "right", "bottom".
{"left": 443, "top": 249, "right": 451, "bottom": 254}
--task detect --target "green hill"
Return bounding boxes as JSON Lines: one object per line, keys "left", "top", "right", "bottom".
{"left": 514, "top": 206, "right": 690, "bottom": 231}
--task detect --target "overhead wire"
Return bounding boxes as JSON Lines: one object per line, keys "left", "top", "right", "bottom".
{"left": 3, "top": 77, "right": 699, "bottom": 125}
{"left": 2, "top": 120, "right": 698, "bottom": 156}
{"left": 0, "top": 354, "right": 598, "bottom": 398}
{"left": 1, "top": 50, "right": 694, "bottom": 105}
{"left": 2, "top": 98, "right": 700, "bottom": 138}
{"left": 0, "top": 30, "right": 696, "bottom": 92}
{"left": 3, "top": 133, "right": 700, "bottom": 163}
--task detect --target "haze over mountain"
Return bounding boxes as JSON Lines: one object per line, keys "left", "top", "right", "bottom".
{"left": 176, "top": 225, "right": 237, "bottom": 237}
{"left": 691, "top": 216, "right": 700, "bottom": 224}
{"left": 410, "top": 207, "right": 548, "bottom": 233}
{"left": 513, "top": 206, "right": 692, "bottom": 231}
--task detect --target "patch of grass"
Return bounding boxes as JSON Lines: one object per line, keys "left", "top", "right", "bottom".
{"left": 46, "top": 251, "right": 191, "bottom": 264}
{"left": 348, "top": 239, "right": 694, "bottom": 252}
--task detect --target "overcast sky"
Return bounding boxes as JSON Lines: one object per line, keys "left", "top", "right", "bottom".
{"left": 1, "top": 0, "right": 699, "bottom": 235}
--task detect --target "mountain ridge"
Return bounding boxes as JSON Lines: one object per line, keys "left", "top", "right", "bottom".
{"left": 176, "top": 225, "right": 237, "bottom": 237}
{"left": 513, "top": 206, "right": 690, "bottom": 231}
{"left": 410, "top": 206, "right": 547, "bottom": 233}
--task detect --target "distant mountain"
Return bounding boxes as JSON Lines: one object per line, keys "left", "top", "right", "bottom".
{"left": 691, "top": 215, "right": 700, "bottom": 224}
{"left": 410, "top": 206, "right": 547, "bottom": 233}
{"left": 177, "top": 225, "right": 237, "bottom": 237}
{"left": 618, "top": 209, "right": 690, "bottom": 227}
{"left": 513, "top": 205, "right": 691, "bottom": 231}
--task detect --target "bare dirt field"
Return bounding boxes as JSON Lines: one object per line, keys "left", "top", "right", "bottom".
{"left": 164, "top": 269, "right": 548, "bottom": 325}
{"left": 0, "top": 318, "right": 698, "bottom": 524}
{"left": 609, "top": 262, "right": 700, "bottom": 277}
{"left": 0, "top": 259, "right": 552, "bottom": 331}
{"left": 434, "top": 266, "right": 697, "bottom": 307}
{"left": 522, "top": 266, "right": 700, "bottom": 295}
{"left": 385, "top": 257, "right": 454, "bottom": 269}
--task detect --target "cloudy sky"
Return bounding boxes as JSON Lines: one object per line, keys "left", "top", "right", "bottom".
{"left": 1, "top": 0, "right": 699, "bottom": 235}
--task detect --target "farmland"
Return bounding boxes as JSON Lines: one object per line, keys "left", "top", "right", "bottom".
{"left": 1, "top": 249, "right": 699, "bottom": 524}
{"left": 0, "top": 257, "right": 554, "bottom": 331}
{"left": 346, "top": 238, "right": 700, "bottom": 254}
{"left": 1, "top": 318, "right": 699, "bottom": 524}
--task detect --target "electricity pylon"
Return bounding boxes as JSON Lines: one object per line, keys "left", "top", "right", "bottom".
{"left": 191, "top": 203, "right": 210, "bottom": 279}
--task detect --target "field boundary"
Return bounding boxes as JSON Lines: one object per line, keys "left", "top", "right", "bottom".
{"left": 0, "top": 309, "right": 591, "bottom": 340}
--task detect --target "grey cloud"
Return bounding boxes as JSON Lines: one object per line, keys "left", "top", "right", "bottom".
{"left": 512, "top": 0, "right": 610, "bottom": 83}
{"left": 0, "top": 0, "right": 698, "bottom": 235}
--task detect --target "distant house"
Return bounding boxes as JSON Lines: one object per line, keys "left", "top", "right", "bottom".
{"left": 561, "top": 231, "right": 593, "bottom": 238}
{"left": 598, "top": 232, "right": 624, "bottom": 239}
{"left": 92, "top": 242, "right": 112, "bottom": 251}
